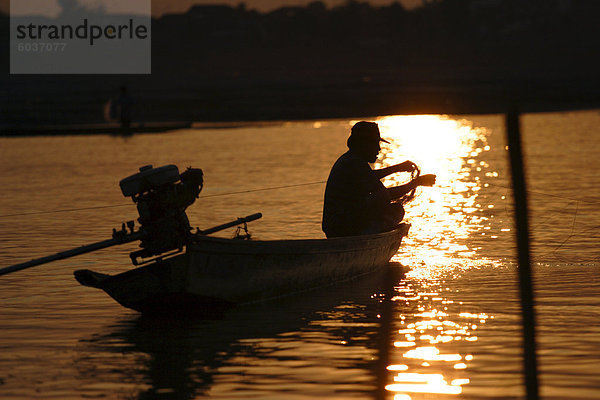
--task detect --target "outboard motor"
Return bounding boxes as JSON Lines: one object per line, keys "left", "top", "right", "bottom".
{"left": 119, "top": 165, "right": 204, "bottom": 263}
{"left": 0, "top": 164, "right": 262, "bottom": 278}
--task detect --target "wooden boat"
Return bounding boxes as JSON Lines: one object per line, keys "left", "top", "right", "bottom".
{"left": 74, "top": 224, "right": 409, "bottom": 314}
{"left": 0, "top": 164, "right": 409, "bottom": 315}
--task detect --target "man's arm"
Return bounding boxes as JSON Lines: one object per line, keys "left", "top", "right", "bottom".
{"left": 373, "top": 160, "right": 416, "bottom": 180}
{"left": 387, "top": 174, "right": 437, "bottom": 200}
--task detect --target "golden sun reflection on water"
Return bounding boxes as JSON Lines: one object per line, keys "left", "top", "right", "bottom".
{"left": 372, "top": 115, "right": 501, "bottom": 399}
{"left": 383, "top": 280, "right": 489, "bottom": 399}
{"left": 375, "top": 114, "right": 501, "bottom": 272}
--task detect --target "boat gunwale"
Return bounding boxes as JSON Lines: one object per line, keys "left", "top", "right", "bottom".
{"left": 189, "top": 223, "right": 409, "bottom": 246}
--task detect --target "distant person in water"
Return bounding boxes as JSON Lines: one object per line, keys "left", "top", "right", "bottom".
{"left": 115, "top": 86, "right": 134, "bottom": 127}
{"left": 322, "top": 121, "right": 436, "bottom": 238}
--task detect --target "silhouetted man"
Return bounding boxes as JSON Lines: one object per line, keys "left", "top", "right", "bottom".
{"left": 322, "top": 121, "right": 436, "bottom": 238}
{"left": 115, "top": 86, "right": 134, "bottom": 127}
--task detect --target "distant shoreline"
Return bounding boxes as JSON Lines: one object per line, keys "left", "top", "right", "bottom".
{"left": 2, "top": 80, "right": 599, "bottom": 136}
{"left": 2, "top": 99, "right": 599, "bottom": 138}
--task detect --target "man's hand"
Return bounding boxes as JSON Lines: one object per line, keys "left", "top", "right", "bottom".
{"left": 397, "top": 160, "right": 418, "bottom": 173}
{"left": 415, "top": 174, "right": 436, "bottom": 187}
{"left": 374, "top": 160, "right": 418, "bottom": 180}
{"left": 387, "top": 173, "right": 436, "bottom": 200}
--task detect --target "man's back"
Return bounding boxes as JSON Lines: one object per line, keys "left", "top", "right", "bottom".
{"left": 322, "top": 151, "right": 387, "bottom": 237}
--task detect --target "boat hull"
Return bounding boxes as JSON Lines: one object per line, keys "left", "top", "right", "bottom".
{"left": 74, "top": 224, "right": 409, "bottom": 314}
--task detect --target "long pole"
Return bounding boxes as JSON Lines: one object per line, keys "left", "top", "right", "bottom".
{"left": 0, "top": 213, "right": 263, "bottom": 277}
{"left": 0, "top": 231, "right": 145, "bottom": 277}
{"left": 505, "top": 107, "right": 539, "bottom": 400}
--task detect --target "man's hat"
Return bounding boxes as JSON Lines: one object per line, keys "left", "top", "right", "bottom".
{"left": 350, "top": 121, "right": 390, "bottom": 144}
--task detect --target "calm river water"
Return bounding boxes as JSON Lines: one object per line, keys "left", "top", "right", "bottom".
{"left": 0, "top": 111, "right": 599, "bottom": 399}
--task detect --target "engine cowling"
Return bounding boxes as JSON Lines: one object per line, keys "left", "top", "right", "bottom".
{"left": 119, "top": 165, "right": 181, "bottom": 198}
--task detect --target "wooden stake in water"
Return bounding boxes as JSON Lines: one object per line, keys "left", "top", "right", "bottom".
{"left": 505, "top": 107, "right": 539, "bottom": 400}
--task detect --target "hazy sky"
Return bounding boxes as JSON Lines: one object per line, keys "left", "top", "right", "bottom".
{"left": 8, "top": 0, "right": 149, "bottom": 17}
{"left": 151, "top": 0, "right": 424, "bottom": 15}
{"left": 4, "top": 0, "right": 424, "bottom": 17}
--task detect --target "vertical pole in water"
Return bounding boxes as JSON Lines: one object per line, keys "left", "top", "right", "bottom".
{"left": 505, "top": 107, "right": 539, "bottom": 400}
